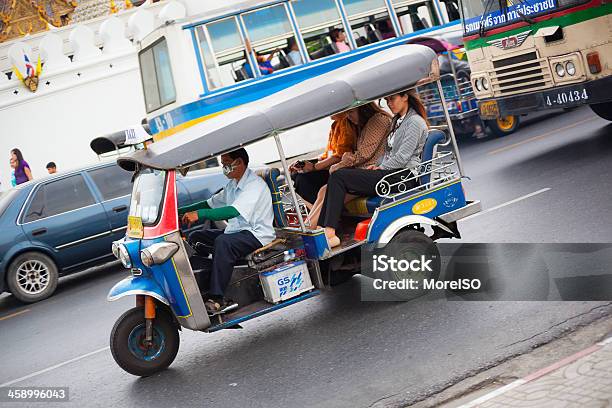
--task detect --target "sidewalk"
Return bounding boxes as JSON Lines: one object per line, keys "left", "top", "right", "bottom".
{"left": 458, "top": 337, "right": 612, "bottom": 408}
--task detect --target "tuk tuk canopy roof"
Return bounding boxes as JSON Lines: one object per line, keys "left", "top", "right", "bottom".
{"left": 90, "top": 124, "right": 152, "bottom": 155}
{"left": 117, "top": 44, "right": 437, "bottom": 172}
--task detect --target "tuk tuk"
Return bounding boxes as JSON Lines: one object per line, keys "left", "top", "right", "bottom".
{"left": 407, "top": 36, "right": 520, "bottom": 138}
{"left": 107, "top": 44, "right": 481, "bottom": 377}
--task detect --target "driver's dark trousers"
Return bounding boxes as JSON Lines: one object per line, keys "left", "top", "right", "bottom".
{"left": 188, "top": 229, "right": 261, "bottom": 298}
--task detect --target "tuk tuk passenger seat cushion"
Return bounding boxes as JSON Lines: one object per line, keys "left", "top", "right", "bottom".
{"left": 419, "top": 129, "right": 446, "bottom": 186}
{"left": 343, "top": 129, "right": 447, "bottom": 217}
{"left": 254, "top": 168, "right": 288, "bottom": 228}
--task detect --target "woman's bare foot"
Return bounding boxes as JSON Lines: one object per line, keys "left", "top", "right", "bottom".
{"left": 327, "top": 235, "right": 341, "bottom": 248}
{"left": 324, "top": 227, "right": 341, "bottom": 248}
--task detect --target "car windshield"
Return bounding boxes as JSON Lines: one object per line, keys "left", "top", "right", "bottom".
{"left": 0, "top": 189, "right": 18, "bottom": 218}
{"left": 129, "top": 168, "right": 166, "bottom": 225}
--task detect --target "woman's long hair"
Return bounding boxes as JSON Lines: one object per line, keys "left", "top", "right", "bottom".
{"left": 398, "top": 90, "right": 429, "bottom": 127}
{"left": 356, "top": 102, "right": 391, "bottom": 129}
{"left": 11, "top": 148, "right": 24, "bottom": 167}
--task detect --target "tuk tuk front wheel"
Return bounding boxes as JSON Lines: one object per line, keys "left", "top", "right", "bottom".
{"left": 486, "top": 115, "right": 520, "bottom": 137}
{"left": 110, "top": 306, "right": 179, "bottom": 377}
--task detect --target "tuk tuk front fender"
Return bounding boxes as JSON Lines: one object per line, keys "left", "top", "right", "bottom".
{"left": 107, "top": 276, "right": 169, "bottom": 305}
{"left": 375, "top": 215, "right": 455, "bottom": 246}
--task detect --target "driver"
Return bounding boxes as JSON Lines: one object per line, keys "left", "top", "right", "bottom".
{"left": 179, "top": 148, "right": 275, "bottom": 314}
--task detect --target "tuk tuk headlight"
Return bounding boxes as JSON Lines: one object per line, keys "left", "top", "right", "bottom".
{"left": 140, "top": 242, "right": 179, "bottom": 267}
{"left": 118, "top": 244, "right": 132, "bottom": 268}
{"left": 111, "top": 242, "right": 120, "bottom": 259}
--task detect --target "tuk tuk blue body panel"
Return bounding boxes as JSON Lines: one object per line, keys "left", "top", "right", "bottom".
{"left": 368, "top": 181, "right": 466, "bottom": 243}
{"left": 107, "top": 275, "right": 169, "bottom": 305}
{"left": 112, "top": 238, "right": 194, "bottom": 319}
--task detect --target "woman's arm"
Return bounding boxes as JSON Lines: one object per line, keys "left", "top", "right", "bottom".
{"left": 348, "top": 114, "right": 391, "bottom": 168}
{"left": 380, "top": 118, "right": 426, "bottom": 170}
{"left": 314, "top": 155, "right": 340, "bottom": 171}
{"left": 24, "top": 166, "right": 33, "bottom": 181}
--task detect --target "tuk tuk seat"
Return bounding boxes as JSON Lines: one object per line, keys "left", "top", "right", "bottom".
{"left": 343, "top": 129, "right": 446, "bottom": 217}
{"left": 254, "top": 168, "right": 288, "bottom": 228}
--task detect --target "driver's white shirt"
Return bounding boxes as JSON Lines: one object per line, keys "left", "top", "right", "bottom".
{"left": 206, "top": 168, "right": 275, "bottom": 246}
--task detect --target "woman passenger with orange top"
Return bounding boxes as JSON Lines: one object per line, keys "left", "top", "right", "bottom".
{"left": 290, "top": 112, "right": 357, "bottom": 206}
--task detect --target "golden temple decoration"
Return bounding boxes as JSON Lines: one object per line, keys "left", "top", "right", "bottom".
{"left": 0, "top": 0, "right": 76, "bottom": 43}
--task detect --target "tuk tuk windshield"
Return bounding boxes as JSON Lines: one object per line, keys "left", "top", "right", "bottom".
{"left": 129, "top": 168, "right": 166, "bottom": 225}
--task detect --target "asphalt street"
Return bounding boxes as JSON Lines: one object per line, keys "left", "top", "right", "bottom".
{"left": 0, "top": 106, "right": 611, "bottom": 408}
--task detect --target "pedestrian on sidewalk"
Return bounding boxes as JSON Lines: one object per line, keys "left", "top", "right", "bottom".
{"left": 46, "top": 162, "right": 57, "bottom": 174}
{"left": 10, "top": 148, "right": 33, "bottom": 185}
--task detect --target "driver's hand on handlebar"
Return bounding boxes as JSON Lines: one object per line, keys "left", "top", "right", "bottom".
{"left": 181, "top": 211, "right": 199, "bottom": 228}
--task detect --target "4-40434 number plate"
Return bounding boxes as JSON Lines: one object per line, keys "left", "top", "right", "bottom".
{"left": 544, "top": 87, "right": 589, "bottom": 108}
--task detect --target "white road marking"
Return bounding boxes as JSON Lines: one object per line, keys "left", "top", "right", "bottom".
{"left": 488, "top": 117, "right": 593, "bottom": 155}
{"left": 0, "top": 346, "right": 110, "bottom": 387}
{"left": 461, "top": 188, "right": 551, "bottom": 222}
{"left": 457, "top": 379, "right": 527, "bottom": 408}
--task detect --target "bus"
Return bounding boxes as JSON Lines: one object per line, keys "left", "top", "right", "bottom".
{"left": 459, "top": 0, "right": 612, "bottom": 124}
{"left": 139, "top": 0, "right": 464, "bottom": 162}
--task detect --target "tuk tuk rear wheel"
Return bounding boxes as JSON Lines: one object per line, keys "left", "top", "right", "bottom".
{"left": 486, "top": 115, "right": 520, "bottom": 137}
{"left": 110, "top": 306, "right": 179, "bottom": 377}
{"left": 378, "top": 230, "right": 441, "bottom": 301}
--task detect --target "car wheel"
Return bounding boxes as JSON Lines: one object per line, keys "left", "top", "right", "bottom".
{"left": 7, "top": 252, "right": 59, "bottom": 303}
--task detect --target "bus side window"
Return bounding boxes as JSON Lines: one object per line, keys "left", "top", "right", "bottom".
{"left": 242, "top": 4, "right": 301, "bottom": 72}
{"left": 440, "top": 0, "right": 461, "bottom": 22}
{"left": 391, "top": 0, "right": 438, "bottom": 34}
{"left": 342, "top": 0, "right": 397, "bottom": 47}
{"left": 195, "top": 16, "right": 254, "bottom": 91}
{"left": 292, "top": 0, "right": 349, "bottom": 60}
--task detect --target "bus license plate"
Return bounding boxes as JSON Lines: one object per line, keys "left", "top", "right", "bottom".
{"left": 544, "top": 87, "right": 589, "bottom": 108}
{"left": 480, "top": 101, "right": 499, "bottom": 119}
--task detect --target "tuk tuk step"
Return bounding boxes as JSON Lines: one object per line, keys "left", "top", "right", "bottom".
{"left": 206, "top": 290, "right": 320, "bottom": 333}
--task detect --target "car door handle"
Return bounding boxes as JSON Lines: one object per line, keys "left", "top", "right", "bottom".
{"left": 32, "top": 228, "right": 47, "bottom": 236}
{"left": 112, "top": 205, "right": 128, "bottom": 213}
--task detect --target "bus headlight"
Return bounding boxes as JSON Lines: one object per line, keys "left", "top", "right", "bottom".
{"left": 565, "top": 61, "right": 576, "bottom": 76}
{"left": 140, "top": 242, "right": 179, "bottom": 267}
{"left": 474, "top": 78, "right": 482, "bottom": 91}
{"left": 555, "top": 63, "right": 565, "bottom": 77}
{"left": 481, "top": 77, "right": 489, "bottom": 90}
{"left": 118, "top": 244, "right": 132, "bottom": 268}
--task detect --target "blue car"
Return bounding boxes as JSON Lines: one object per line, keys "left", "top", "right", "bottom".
{"left": 0, "top": 162, "right": 226, "bottom": 303}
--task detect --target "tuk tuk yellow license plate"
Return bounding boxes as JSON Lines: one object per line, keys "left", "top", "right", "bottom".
{"left": 128, "top": 216, "right": 144, "bottom": 238}
{"left": 480, "top": 100, "right": 500, "bottom": 119}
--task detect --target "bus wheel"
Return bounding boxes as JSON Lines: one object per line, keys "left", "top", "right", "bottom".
{"left": 486, "top": 115, "right": 520, "bottom": 137}
{"left": 378, "top": 230, "right": 441, "bottom": 301}
{"left": 590, "top": 102, "right": 612, "bottom": 121}
{"left": 110, "top": 306, "right": 180, "bottom": 377}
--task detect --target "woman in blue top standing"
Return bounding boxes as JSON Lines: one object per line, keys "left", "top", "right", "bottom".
{"left": 10, "top": 148, "right": 33, "bottom": 185}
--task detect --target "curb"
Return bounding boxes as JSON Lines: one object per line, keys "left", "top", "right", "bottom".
{"left": 456, "top": 336, "right": 612, "bottom": 408}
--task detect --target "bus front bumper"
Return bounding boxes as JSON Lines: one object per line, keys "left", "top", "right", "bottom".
{"left": 478, "top": 76, "right": 612, "bottom": 119}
